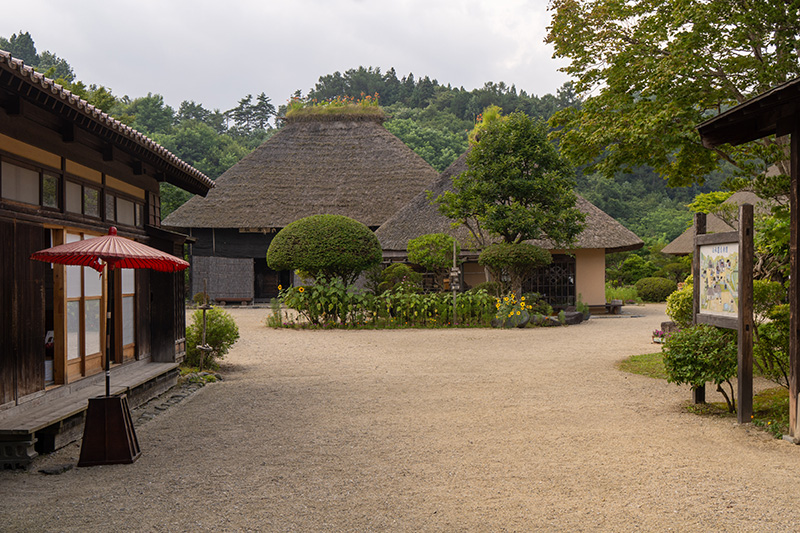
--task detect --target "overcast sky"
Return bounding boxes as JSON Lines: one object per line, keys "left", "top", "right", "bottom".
{"left": 2, "top": 0, "right": 571, "bottom": 113}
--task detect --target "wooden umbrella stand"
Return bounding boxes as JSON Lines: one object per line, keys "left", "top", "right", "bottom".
{"left": 77, "top": 394, "right": 141, "bottom": 467}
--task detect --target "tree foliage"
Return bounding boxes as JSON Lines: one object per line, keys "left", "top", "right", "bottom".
{"left": 547, "top": 0, "right": 800, "bottom": 190}
{"left": 407, "top": 233, "right": 460, "bottom": 273}
{"left": 436, "top": 111, "right": 585, "bottom": 247}
{"left": 407, "top": 233, "right": 460, "bottom": 291}
{"left": 266, "top": 215, "right": 382, "bottom": 284}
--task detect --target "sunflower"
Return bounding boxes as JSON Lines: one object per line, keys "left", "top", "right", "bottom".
{"left": 298, "top": 287, "right": 305, "bottom": 293}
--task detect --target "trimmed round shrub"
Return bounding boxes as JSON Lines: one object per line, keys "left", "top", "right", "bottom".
{"left": 267, "top": 214, "right": 382, "bottom": 284}
{"left": 635, "top": 277, "right": 677, "bottom": 302}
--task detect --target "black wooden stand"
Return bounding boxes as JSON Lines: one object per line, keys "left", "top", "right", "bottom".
{"left": 77, "top": 395, "right": 140, "bottom": 467}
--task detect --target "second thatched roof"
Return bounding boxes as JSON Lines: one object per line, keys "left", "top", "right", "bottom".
{"left": 661, "top": 190, "right": 773, "bottom": 255}
{"left": 375, "top": 152, "right": 643, "bottom": 254}
{"left": 163, "top": 112, "right": 440, "bottom": 229}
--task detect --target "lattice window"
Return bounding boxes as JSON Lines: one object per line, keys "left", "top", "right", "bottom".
{"left": 523, "top": 254, "right": 576, "bottom": 307}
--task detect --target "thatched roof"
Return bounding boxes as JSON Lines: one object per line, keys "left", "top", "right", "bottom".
{"left": 163, "top": 113, "right": 439, "bottom": 229}
{"left": 375, "top": 152, "right": 644, "bottom": 254}
{"left": 661, "top": 190, "right": 773, "bottom": 255}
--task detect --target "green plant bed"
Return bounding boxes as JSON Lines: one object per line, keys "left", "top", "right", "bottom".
{"left": 752, "top": 387, "right": 790, "bottom": 438}
{"left": 681, "top": 388, "right": 789, "bottom": 439}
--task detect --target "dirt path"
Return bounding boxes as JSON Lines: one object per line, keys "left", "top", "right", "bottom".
{"left": 2, "top": 304, "right": 800, "bottom": 532}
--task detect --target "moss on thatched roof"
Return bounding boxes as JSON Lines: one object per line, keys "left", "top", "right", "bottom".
{"left": 284, "top": 104, "right": 385, "bottom": 123}
{"left": 163, "top": 115, "right": 439, "bottom": 229}
{"left": 375, "top": 151, "right": 644, "bottom": 253}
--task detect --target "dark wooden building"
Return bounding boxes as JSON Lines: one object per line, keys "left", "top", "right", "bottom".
{"left": 163, "top": 110, "right": 440, "bottom": 303}
{"left": 0, "top": 51, "right": 214, "bottom": 466}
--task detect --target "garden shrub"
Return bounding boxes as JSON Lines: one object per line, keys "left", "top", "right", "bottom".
{"left": 662, "top": 325, "right": 738, "bottom": 412}
{"left": 666, "top": 275, "right": 693, "bottom": 328}
{"left": 609, "top": 254, "right": 658, "bottom": 286}
{"left": 635, "top": 277, "right": 677, "bottom": 302}
{"left": 522, "top": 292, "right": 553, "bottom": 316}
{"left": 267, "top": 214, "right": 382, "bottom": 284}
{"left": 185, "top": 307, "right": 240, "bottom": 370}
{"left": 407, "top": 233, "right": 460, "bottom": 290}
{"left": 377, "top": 263, "right": 423, "bottom": 294}
{"left": 281, "top": 276, "right": 373, "bottom": 327}
{"left": 751, "top": 279, "right": 788, "bottom": 388}
{"left": 755, "top": 303, "right": 790, "bottom": 389}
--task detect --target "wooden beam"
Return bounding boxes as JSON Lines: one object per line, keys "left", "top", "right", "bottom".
{"left": 692, "top": 213, "right": 706, "bottom": 404}
{"left": 738, "top": 204, "right": 754, "bottom": 424}
{"left": 1, "top": 94, "right": 22, "bottom": 115}
{"left": 790, "top": 124, "right": 800, "bottom": 438}
{"left": 61, "top": 121, "right": 75, "bottom": 143}
{"left": 132, "top": 161, "right": 146, "bottom": 176}
{"left": 102, "top": 144, "right": 115, "bottom": 162}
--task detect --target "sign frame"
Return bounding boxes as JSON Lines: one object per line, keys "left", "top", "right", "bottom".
{"left": 692, "top": 205, "right": 754, "bottom": 423}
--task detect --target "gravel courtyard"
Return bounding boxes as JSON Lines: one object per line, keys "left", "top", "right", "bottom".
{"left": 2, "top": 304, "right": 800, "bottom": 532}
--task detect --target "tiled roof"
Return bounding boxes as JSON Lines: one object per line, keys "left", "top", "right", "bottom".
{"left": 0, "top": 50, "right": 214, "bottom": 195}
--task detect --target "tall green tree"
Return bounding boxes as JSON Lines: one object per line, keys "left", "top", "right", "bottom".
{"left": 435, "top": 111, "right": 585, "bottom": 247}
{"left": 123, "top": 93, "right": 175, "bottom": 135}
{"left": 0, "top": 31, "right": 37, "bottom": 64}
{"left": 546, "top": 0, "right": 800, "bottom": 190}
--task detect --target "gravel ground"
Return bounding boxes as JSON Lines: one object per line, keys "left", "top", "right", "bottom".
{"left": 2, "top": 304, "right": 800, "bottom": 532}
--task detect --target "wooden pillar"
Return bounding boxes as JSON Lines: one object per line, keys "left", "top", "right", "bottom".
{"left": 790, "top": 127, "right": 800, "bottom": 437}
{"left": 692, "top": 213, "right": 706, "bottom": 404}
{"left": 738, "top": 204, "right": 754, "bottom": 423}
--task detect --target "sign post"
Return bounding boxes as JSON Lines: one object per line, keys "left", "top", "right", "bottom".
{"left": 693, "top": 204, "right": 754, "bottom": 423}
{"left": 450, "top": 240, "right": 460, "bottom": 324}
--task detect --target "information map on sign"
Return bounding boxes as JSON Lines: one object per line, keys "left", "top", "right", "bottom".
{"left": 699, "top": 243, "right": 739, "bottom": 317}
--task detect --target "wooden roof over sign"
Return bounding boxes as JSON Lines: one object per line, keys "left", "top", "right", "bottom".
{"left": 697, "top": 77, "right": 800, "bottom": 148}
{"left": 0, "top": 50, "right": 214, "bottom": 196}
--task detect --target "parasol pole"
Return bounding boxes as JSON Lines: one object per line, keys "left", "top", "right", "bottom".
{"left": 105, "top": 263, "right": 111, "bottom": 397}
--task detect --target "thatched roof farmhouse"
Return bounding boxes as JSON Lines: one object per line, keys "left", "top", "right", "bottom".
{"left": 163, "top": 110, "right": 440, "bottom": 301}
{"left": 376, "top": 152, "right": 643, "bottom": 308}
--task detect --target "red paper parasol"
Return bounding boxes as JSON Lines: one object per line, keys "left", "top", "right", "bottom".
{"left": 30, "top": 227, "right": 190, "bottom": 466}
{"left": 30, "top": 226, "right": 188, "bottom": 273}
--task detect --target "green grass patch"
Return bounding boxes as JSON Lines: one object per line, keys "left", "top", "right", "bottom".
{"left": 617, "top": 352, "right": 667, "bottom": 379}
{"left": 618, "top": 353, "right": 789, "bottom": 438}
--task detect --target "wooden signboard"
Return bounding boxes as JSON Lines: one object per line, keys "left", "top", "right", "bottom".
{"left": 693, "top": 204, "right": 754, "bottom": 423}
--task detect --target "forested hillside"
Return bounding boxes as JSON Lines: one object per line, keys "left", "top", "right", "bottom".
{"left": 1, "top": 31, "right": 724, "bottom": 243}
